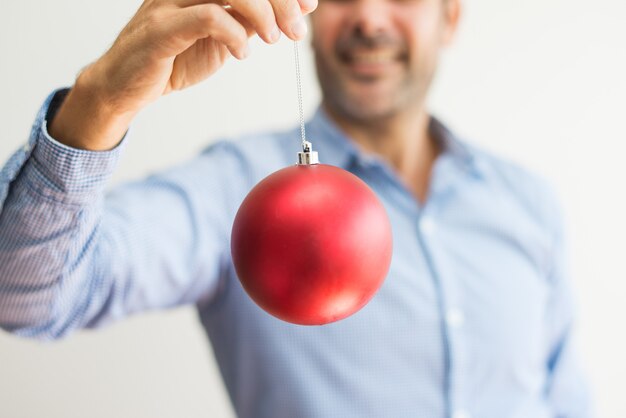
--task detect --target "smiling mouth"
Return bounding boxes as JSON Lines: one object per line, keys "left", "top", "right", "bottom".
{"left": 343, "top": 50, "right": 403, "bottom": 64}
{"left": 338, "top": 48, "right": 406, "bottom": 78}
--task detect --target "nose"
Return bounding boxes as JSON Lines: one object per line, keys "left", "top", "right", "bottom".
{"left": 349, "top": 0, "right": 394, "bottom": 37}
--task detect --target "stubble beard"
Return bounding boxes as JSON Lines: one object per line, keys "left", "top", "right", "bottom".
{"left": 314, "top": 49, "right": 435, "bottom": 126}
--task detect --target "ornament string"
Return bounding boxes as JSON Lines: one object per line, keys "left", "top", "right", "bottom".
{"left": 293, "top": 40, "right": 308, "bottom": 151}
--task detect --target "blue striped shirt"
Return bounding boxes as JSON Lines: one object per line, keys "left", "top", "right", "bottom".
{"left": 0, "top": 88, "right": 592, "bottom": 418}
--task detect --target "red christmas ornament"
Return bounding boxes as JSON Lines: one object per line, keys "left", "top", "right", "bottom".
{"left": 231, "top": 142, "right": 393, "bottom": 325}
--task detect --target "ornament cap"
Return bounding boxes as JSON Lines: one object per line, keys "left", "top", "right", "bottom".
{"left": 297, "top": 140, "right": 319, "bottom": 165}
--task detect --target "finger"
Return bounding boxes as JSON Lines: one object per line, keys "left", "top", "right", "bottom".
{"left": 297, "top": 0, "right": 318, "bottom": 16}
{"left": 165, "top": 4, "right": 250, "bottom": 59}
{"left": 175, "top": 0, "right": 316, "bottom": 15}
{"left": 172, "top": 0, "right": 223, "bottom": 7}
{"left": 227, "top": 8, "right": 257, "bottom": 39}
{"left": 225, "top": 0, "right": 281, "bottom": 44}
{"left": 174, "top": 0, "right": 259, "bottom": 38}
{"left": 268, "top": 0, "right": 308, "bottom": 41}
{"left": 175, "top": 0, "right": 316, "bottom": 42}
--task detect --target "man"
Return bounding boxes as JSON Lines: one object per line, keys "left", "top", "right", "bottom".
{"left": 0, "top": 0, "right": 592, "bottom": 417}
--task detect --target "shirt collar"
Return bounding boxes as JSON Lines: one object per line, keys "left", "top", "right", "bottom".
{"left": 306, "top": 104, "right": 488, "bottom": 179}
{"left": 428, "top": 116, "right": 489, "bottom": 179}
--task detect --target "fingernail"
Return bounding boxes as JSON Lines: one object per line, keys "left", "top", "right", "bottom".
{"left": 269, "top": 26, "right": 281, "bottom": 43}
{"left": 291, "top": 17, "right": 308, "bottom": 40}
{"left": 300, "top": 0, "right": 318, "bottom": 12}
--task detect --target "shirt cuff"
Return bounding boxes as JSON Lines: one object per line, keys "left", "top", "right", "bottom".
{"left": 21, "top": 87, "right": 129, "bottom": 205}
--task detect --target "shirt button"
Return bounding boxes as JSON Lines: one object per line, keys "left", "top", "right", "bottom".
{"left": 446, "top": 308, "right": 465, "bottom": 328}
{"left": 419, "top": 216, "right": 436, "bottom": 235}
{"left": 23, "top": 143, "right": 31, "bottom": 152}
{"left": 452, "top": 410, "right": 471, "bottom": 418}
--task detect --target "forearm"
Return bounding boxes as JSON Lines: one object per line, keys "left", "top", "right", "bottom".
{"left": 0, "top": 89, "right": 125, "bottom": 339}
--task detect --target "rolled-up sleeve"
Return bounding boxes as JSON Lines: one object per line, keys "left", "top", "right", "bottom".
{"left": 0, "top": 88, "right": 240, "bottom": 341}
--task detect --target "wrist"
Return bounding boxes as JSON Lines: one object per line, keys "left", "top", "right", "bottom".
{"left": 47, "top": 62, "right": 136, "bottom": 151}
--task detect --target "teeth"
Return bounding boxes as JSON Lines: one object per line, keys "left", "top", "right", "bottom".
{"left": 350, "top": 51, "right": 396, "bottom": 64}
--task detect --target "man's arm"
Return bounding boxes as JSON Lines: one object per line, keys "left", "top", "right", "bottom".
{"left": 0, "top": 0, "right": 317, "bottom": 340}
{"left": 0, "top": 89, "right": 242, "bottom": 339}
{"left": 543, "top": 194, "right": 594, "bottom": 417}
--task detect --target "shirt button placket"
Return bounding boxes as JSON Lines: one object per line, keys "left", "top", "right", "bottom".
{"left": 446, "top": 308, "right": 465, "bottom": 329}
{"left": 419, "top": 216, "right": 437, "bottom": 236}
{"left": 418, "top": 212, "right": 470, "bottom": 418}
{"left": 417, "top": 212, "right": 457, "bottom": 417}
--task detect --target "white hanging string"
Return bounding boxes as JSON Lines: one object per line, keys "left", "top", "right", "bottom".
{"left": 293, "top": 41, "right": 307, "bottom": 150}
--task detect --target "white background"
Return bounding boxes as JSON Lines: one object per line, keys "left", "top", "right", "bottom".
{"left": 1, "top": 0, "right": 624, "bottom": 417}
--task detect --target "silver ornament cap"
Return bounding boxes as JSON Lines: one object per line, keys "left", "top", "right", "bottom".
{"left": 297, "top": 140, "right": 319, "bottom": 165}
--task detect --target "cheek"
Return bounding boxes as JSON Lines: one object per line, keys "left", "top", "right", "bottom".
{"left": 393, "top": 4, "right": 444, "bottom": 53}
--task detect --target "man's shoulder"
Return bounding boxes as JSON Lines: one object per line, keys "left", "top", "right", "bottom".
{"left": 467, "top": 142, "right": 548, "bottom": 190}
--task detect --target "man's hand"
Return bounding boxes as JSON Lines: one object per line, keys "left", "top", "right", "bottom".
{"left": 48, "top": 0, "right": 317, "bottom": 151}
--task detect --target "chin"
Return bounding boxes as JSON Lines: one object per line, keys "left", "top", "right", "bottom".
{"left": 334, "top": 94, "right": 401, "bottom": 123}
{"left": 327, "top": 76, "right": 409, "bottom": 121}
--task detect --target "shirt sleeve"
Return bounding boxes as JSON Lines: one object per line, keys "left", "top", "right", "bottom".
{"left": 0, "top": 88, "right": 243, "bottom": 340}
{"left": 543, "top": 191, "right": 594, "bottom": 417}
